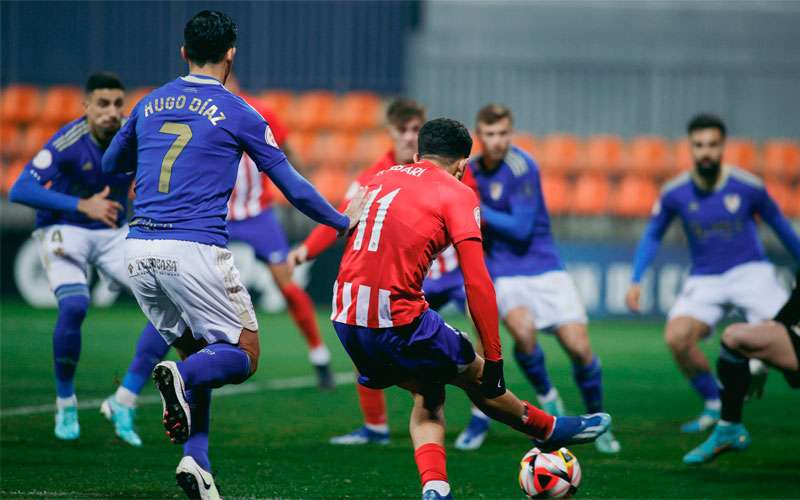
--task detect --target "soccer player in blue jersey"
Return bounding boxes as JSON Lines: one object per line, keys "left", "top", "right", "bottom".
{"left": 8, "top": 72, "right": 162, "bottom": 443}
{"left": 626, "top": 114, "right": 800, "bottom": 434}
{"left": 683, "top": 270, "right": 800, "bottom": 464}
{"left": 102, "top": 11, "right": 365, "bottom": 498}
{"left": 461, "top": 104, "right": 620, "bottom": 454}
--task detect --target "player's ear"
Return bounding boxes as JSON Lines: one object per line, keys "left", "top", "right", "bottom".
{"left": 180, "top": 46, "right": 188, "bottom": 63}
{"left": 226, "top": 47, "right": 236, "bottom": 62}
{"left": 413, "top": 153, "right": 421, "bottom": 163}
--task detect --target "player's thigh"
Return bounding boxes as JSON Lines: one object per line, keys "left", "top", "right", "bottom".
{"left": 723, "top": 321, "right": 799, "bottom": 372}
{"left": 34, "top": 225, "right": 92, "bottom": 293}
{"left": 125, "top": 239, "right": 187, "bottom": 345}
{"left": 668, "top": 275, "right": 725, "bottom": 331}
{"left": 726, "top": 262, "right": 789, "bottom": 323}
{"left": 92, "top": 225, "right": 133, "bottom": 291}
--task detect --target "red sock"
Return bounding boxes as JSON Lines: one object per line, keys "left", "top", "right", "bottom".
{"left": 522, "top": 400, "right": 556, "bottom": 439}
{"left": 281, "top": 283, "right": 323, "bottom": 349}
{"left": 356, "top": 384, "right": 387, "bottom": 426}
{"left": 414, "top": 443, "right": 448, "bottom": 485}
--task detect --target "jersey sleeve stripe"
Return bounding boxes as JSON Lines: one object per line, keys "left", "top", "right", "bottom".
{"left": 727, "top": 166, "right": 764, "bottom": 188}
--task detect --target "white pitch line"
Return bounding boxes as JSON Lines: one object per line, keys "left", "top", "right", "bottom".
{"left": 0, "top": 371, "right": 355, "bottom": 418}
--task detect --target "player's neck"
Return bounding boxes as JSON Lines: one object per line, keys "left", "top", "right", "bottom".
{"left": 480, "top": 156, "right": 502, "bottom": 172}
{"left": 187, "top": 63, "right": 228, "bottom": 85}
{"left": 88, "top": 124, "right": 112, "bottom": 149}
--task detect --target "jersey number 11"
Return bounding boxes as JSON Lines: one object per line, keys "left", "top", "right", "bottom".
{"left": 352, "top": 187, "right": 401, "bottom": 253}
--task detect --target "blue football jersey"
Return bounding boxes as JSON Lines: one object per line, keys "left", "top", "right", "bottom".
{"left": 469, "top": 145, "right": 564, "bottom": 278}
{"left": 646, "top": 167, "right": 792, "bottom": 275}
{"left": 22, "top": 117, "right": 131, "bottom": 229}
{"left": 104, "top": 74, "right": 288, "bottom": 246}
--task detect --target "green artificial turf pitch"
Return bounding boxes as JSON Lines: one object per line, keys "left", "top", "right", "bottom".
{"left": 1, "top": 300, "right": 798, "bottom": 499}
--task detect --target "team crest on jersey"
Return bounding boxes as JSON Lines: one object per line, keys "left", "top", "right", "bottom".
{"left": 265, "top": 126, "right": 278, "bottom": 148}
{"left": 32, "top": 149, "right": 53, "bottom": 169}
{"left": 724, "top": 194, "right": 741, "bottom": 213}
{"left": 688, "top": 201, "right": 699, "bottom": 212}
{"left": 490, "top": 182, "right": 503, "bottom": 200}
{"left": 474, "top": 207, "right": 481, "bottom": 228}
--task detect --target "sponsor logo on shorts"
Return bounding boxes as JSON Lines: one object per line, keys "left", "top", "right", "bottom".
{"left": 128, "top": 257, "right": 179, "bottom": 277}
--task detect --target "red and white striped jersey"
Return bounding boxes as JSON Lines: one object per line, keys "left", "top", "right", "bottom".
{"left": 332, "top": 160, "right": 482, "bottom": 328}
{"left": 227, "top": 93, "right": 288, "bottom": 221}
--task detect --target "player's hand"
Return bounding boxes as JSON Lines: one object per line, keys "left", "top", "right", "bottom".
{"left": 77, "top": 186, "right": 123, "bottom": 229}
{"left": 287, "top": 244, "right": 309, "bottom": 273}
{"left": 625, "top": 284, "right": 642, "bottom": 313}
{"left": 341, "top": 186, "right": 369, "bottom": 234}
{"left": 481, "top": 359, "right": 506, "bottom": 399}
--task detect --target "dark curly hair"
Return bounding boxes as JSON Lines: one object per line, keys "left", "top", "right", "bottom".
{"left": 418, "top": 118, "right": 473, "bottom": 162}
{"left": 184, "top": 10, "right": 237, "bottom": 66}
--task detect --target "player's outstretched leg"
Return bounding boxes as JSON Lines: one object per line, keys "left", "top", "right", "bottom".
{"left": 52, "top": 285, "right": 90, "bottom": 440}
{"left": 665, "top": 317, "right": 720, "bottom": 433}
{"left": 268, "top": 261, "right": 335, "bottom": 390}
{"left": 557, "top": 323, "right": 621, "bottom": 454}
{"left": 330, "top": 373, "right": 390, "bottom": 445}
{"left": 102, "top": 322, "right": 168, "bottom": 446}
{"left": 684, "top": 339, "right": 751, "bottom": 464}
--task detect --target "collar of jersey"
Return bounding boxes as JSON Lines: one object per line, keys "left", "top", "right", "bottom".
{"left": 181, "top": 74, "right": 223, "bottom": 85}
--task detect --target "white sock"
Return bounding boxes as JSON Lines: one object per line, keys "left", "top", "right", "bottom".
{"left": 704, "top": 399, "right": 721, "bottom": 411}
{"left": 309, "top": 345, "right": 331, "bottom": 366}
{"left": 471, "top": 407, "right": 489, "bottom": 420}
{"left": 114, "top": 386, "right": 138, "bottom": 408}
{"left": 538, "top": 387, "right": 559, "bottom": 404}
{"left": 365, "top": 422, "right": 389, "bottom": 433}
{"left": 56, "top": 395, "right": 77, "bottom": 410}
{"left": 422, "top": 480, "right": 450, "bottom": 497}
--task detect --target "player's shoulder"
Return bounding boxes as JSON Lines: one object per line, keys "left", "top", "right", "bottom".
{"left": 505, "top": 145, "right": 538, "bottom": 177}
{"left": 432, "top": 168, "right": 478, "bottom": 203}
{"left": 726, "top": 166, "right": 764, "bottom": 190}
{"left": 659, "top": 171, "right": 692, "bottom": 198}
{"left": 50, "top": 117, "right": 90, "bottom": 153}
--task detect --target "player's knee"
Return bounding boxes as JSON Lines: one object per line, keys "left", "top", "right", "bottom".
{"left": 722, "top": 323, "right": 751, "bottom": 352}
{"left": 238, "top": 329, "right": 260, "bottom": 376}
{"left": 664, "top": 325, "right": 690, "bottom": 352}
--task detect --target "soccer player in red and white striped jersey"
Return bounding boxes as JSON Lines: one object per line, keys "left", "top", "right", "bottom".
{"left": 226, "top": 75, "right": 334, "bottom": 387}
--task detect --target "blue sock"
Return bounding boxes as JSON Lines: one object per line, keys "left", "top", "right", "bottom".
{"left": 122, "top": 323, "right": 169, "bottom": 394}
{"left": 53, "top": 287, "right": 89, "bottom": 398}
{"left": 573, "top": 357, "right": 603, "bottom": 413}
{"left": 183, "top": 387, "right": 212, "bottom": 471}
{"left": 690, "top": 371, "right": 720, "bottom": 402}
{"left": 177, "top": 343, "right": 250, "bottom": 389}
{"left": 514, "top": 344, "right": 553, "bottom": 396}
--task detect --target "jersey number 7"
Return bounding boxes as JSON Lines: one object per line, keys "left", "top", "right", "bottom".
{"left": 352, "top": 187, "right": 401, "bottom": 252}
{"left": 158, "top": 122, "right": 192, "bottom": 193}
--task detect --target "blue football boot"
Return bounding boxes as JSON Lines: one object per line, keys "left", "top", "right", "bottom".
{"left": 329, "top": 425, "right": 390, "bottom": 445}
{"left": 683, "top": 423, "right": 751, "bottom": 465}
{"left": 680, "top": 407, "right": 720, "bottom": 433}
{"left": 55, "top": 405, "right": 80, "bottom": 440}
{"left": 454, "top": 415, "right": 490, "bottom": 450}
{"left": 534, "top": 413, "right": 611, "bottom": 451}
{"left": 101, "top": 396, "right": 143, "bottom": 447}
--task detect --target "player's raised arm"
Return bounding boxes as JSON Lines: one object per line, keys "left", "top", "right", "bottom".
{"left": 101, "top": 104, "right": 139, "bottom": 175}
{"left": 626, "top": 190, "right": 677, "bottom": 312}
{"left": 754, "top": 184, "right": 800, "bottom": 262}
{"left": 479, "top": 168, "right": 538, "bottom": 242}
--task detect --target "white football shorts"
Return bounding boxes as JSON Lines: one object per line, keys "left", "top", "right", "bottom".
{"left": 125, "top": 238, "right": 258, "bottom": 345}
{"left": 34, "top": 224, "right": 130, "bottom": 294}
{"left": 668, "top": 261, "right": 788, "bottom": 329}
{"left": 494, "top": 270, "right": 588, "bottom": 330}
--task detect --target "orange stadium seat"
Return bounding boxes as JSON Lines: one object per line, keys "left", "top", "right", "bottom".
{"left": 310, "top": 166, "right": 350, "bottom": 204}
{"left": 514, "top": 132, "right": 538, "bottom": 157}
{"left": 538, "top": 134, "right": 580, "bottom": 174}
{"left": 307, "top": 131, "right": 359, "bottom": 167}
{"left": 353, "top": 131, "right": 393, "bottom": 166}
{"left": 286, "top": 131, "right": 319, "bottom": 169}
{"left": 0, "top": 124, "right": 21, "bottom": 159}
{"left": 612, "top": 174, "right": 659, "bottom": 217}
{"left": 724, "top": 138, "right": 757, "bottom": 172}
{"left": 762, "top": 139, "right": 800, "bottom": 181}
{"left": 124, "top": 87, "right": 154, "bottom": 116}
{"left": 290, "top": 91, "right": 336, "bottom": 131}
{"left": 584, "top": 135, "right": 625, "bottom": 173}
{"left": 1, "top": 159, "right": 25, "bottom": 195}
{"left": 571, "top": 173, "right": 610, "bottom": 216}
{"left": 540, "top": 173, "right": 570, "bottom": 216}
{"left": 628, "top": 136, "right": 671, "bottom": 177}
{"left": 19, "top": 124, "right": 59, "bottom": 161}
{"left": 789, "top": 185, "right": 800, "bottom": 218}
{"left": 40, "top": 85, "right": 83, "bottom": 126}
{"left": 765, "top": 178, "right": 793, "bottom": 215}
{"left": 0, "top": 84, "right": 41, "bottom": 125}
{"left": 336, "top": 92, "right": 382, "bottom": 131}
{"left": 259, "top": 90, "right": 294, "bottom": 125}
{"left": 673, "top": 139, "right": 693, "bottom": 173}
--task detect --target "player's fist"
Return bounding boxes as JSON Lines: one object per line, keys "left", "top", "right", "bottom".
{"left": 287, "top": 244, "right": 309, "bottom": 272}
{"left": 341, "top": 186, "right": 369, "bottom": 234}
{"left": 78, "top": 186, "right": 123, "bottom": 229}
{"left": 481, "top": 359, "right": 506, "bottom": 399}
{"left": 625, "top": 284, "right": 642, "bottom": 313}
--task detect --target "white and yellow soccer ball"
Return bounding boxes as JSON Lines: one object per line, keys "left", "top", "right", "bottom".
{"left": 518, "top": 447, "right": 582, "bottom": 498}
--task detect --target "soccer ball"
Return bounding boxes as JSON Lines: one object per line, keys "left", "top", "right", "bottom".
{"left": 518, "top": 447, "right": 582, "bottom": 498}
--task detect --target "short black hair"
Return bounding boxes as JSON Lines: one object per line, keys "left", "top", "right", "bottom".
{"left": 85, "top": 72, "right": 124, "bottom": 93}
{"left": 184, "top": 10, "right": 237, "bottom": 66}
{"left": 418, "top": 118, "right": 472, "bottom": 162}
{"left": 687, "top": 113, "right": 726, "bottom": 138}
